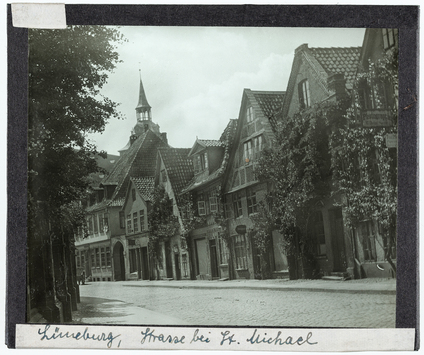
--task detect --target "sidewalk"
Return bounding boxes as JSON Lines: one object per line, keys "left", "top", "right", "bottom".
{"left": 118, "top": 277, "right": 396, "bottom": 295}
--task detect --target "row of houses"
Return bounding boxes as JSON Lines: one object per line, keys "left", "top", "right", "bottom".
{"left": 75, "top": 28, "right": 398, "bottom": 282}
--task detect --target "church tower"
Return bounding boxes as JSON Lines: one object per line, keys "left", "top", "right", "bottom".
{"left": 132, "top": 70, "right": 160, "bottom": 137}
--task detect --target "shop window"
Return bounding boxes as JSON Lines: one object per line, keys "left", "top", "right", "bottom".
{"left": 232, "top": 192, "right": 243, "bottom": 218}
{"left": 234, "top": 235, "right": 248, "bottom": 269}
{"left": 198, "top": 200, "right": 206, "bottom": 216}
{"left": 139, "top": 210, "right": 145, "bottom": 231}
{"left": 219, "top": 237, "right": 229, "bottom": 265}
{"left": 91, "top": 251, "right": 95, "bottom": 267}
{"left": 133, "top": 212, "right": 138, "bottom": 232}
{"left": 298, "top": 79, "right": 311, "bottom": 109}
{"left": 382, "top": 28, "right": 397, "bottom": 50}
{"left": 119, "top": 211, "right": 125, "bottom": 229}
{"left": 95, "top": 248, "right": 100, "bottom": 268}
{"left": 101, "top": 247, "right": 106, "bottom": 267}
{"left": 359, "top": 221, "right": 377, "bottom": 261}
{"left": 309, "top": 211, "right": 326, "bottom": 256}
{"left": 106, "top": 247, "right": 111, "bottom": 267}
{"left": 246, "top": 188, "right": 258, "bottom": 215}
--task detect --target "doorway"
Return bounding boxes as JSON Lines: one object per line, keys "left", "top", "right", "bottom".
{"left": 113, "top": 242, "right": 126, "bottom": 281}
{"left": 209, "top": 239, "right": 219, "bottom": 278}
{"left": 329, "top": 208, "right": 347, "bottom": 271}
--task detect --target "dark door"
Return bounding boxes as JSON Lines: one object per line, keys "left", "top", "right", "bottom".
{"left": 141, "top": 247, "right": 149, "bottom": 280}
{"left": 329, "top": 208, "right": 346, "bottom": 271}
{"left": 174, "top": 253, "right": 181, "bottom": 280}
{"left": 113, "top": 242, "right": 125, "bottom": 281}
{"left": 209, "top": 239, "right": 219, "bottom": 278}
{"left": 164, "top": 241, "right": 173, "bottom": 278}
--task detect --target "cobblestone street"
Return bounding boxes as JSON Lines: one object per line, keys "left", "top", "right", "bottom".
{"left": 72, "top": 279, "right": 396, "bottom": 328}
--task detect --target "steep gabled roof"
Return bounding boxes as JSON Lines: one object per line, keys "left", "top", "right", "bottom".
{"left": 158, "top": 148, "right": 193, "bottom": 197}
{"left": 188, "top": 139, "right": 224, "bottom": 157}
{"left": 182, "top": 119, "right": 237, "bottom": 193}
{"left": 99, "top": 129, "right": 168, "bottom": 207}
{"left": 87, "top": 153, "right": 120, "bottom": 188}
{"left": 282, "top": 44, "right": 361, "bottom": 118}
{"left": 131, "top": 177, "right": 155, "bottom": 202}
{"left": 250, "top": 90, "right": 285, "bottom": 130}
{"left": 308, "top": 47, "right": 361, "bottom": 88}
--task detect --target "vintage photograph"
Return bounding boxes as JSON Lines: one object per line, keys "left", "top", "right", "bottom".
{"left": 27, "top": 26, "right": 398, "bottom": 329}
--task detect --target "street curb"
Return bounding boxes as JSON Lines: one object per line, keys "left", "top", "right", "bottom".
{"left": 121, "top": 283, "right": 396, "bottom": 295}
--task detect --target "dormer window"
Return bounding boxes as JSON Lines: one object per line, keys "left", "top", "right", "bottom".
{"left": 382, "top": 28, "right": 397, "bottom": 50}
{"left": 246, "top": 106, "right": 254, "bottom": 123}
{"left": 194, "top": 152, "right": 208, "bottom": 174}
{"left": 299, "top": 79, "right": 311, "bottom": 109}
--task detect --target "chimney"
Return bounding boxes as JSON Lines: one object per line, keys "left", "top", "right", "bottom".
{"left": 327, "top": 73, "right": 346, "bottom": 100}
{"left": 161, "top": 132, "right": 168, "bottom": 144}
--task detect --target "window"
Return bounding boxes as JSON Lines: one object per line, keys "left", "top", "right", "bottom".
{"left": 246, "top": 106, "right": 254, "bottom": 123}
{"left": 139, "top": 210, "right": 145, "bottom": 231}
{"left": 232, "top": 192, "right": 243, "bottom": 218}
{"left": 309, "top": 211, "right": 326, "bottom": 256}
{"left": 243, "top": 140, "right": 252, "bottom": 163}
{"left": 246, "top": 188, "right": 258, "bottom": 215}
{"left": 132, "top": 188, "right": 136, "bottom": 201}
{"left": 198, "top": 200, "right": 206, "bottom": 216}
{"left": 127, "top": 214, "right": 132, "bottom": 233}
{"left": 194, "top": 152, "right": 209, "bottom": 174}
{"left": 382, "top": 28, "right": 397, "bottom": 50}
{"left": 359, "top": 221, "right": 377, "bottom": 261}
{"left": 133, "top": 212, "right": 138, "bottom": 232}
{"left": 81, "top": 253, "right": 85, "bottom": 267}
{"left": 103, "top": 213, "right": 109, "bottom": 232}
{"left": 95, "top": 248, "right": 100, "bottom": 267}
{"left": 93, "top": 214, "right": 98, "bottom": 234}
{"left": 76, "top": 252, "right": 81, "bottom": 268}
{"left": 209, "top": 196, "right": 218, "bottom": 213}
{"left": 182, "top": 254, "right": 188, "bottom": 277}
{"left": 234, "top": 235, "right": 248, "bottom": 269}
{"left": 101, "top": 247, "right": 106, "bottom": 267}
{"left": 106, "top": 247, "right": 111, "bottom": 267}
{"left": 298, "top": 79, "right": 311, "bottom": 109}
{"left": 119, "top": 211, "right": 125, "bottom": 229}
{"left": 223, "top": 195, "right": 233, "bottom": 219}
{"left": 87, "top": 216, "right": 93, "bottom": 235}
{"left": 91, "top": 250, "right": 95, "bottom": 267}
{"left": 99, "top": 214, "right": 104, "bottom": 233}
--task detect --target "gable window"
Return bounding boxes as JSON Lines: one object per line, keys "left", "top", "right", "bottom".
{"left": 194, "top": 152, "right": 208, "bottom": 174}
{"left": 246, "top": 188, "right": 258, "bottom": 215}
{"left": 119, "top": 211, "right": 125, "bottom": 229}
{"left": 233, "top": 192, "right": 243, "bottom": 218}
{"left": 246, "top": 106, "right": 254, "bottom": 123}
{"left": 298, "top": 79, "right": 311, "bottom": 109}
{"left": 382, "top": 28, "right": 397, "bottom": 50}
{"left": 139, "top": 210, "right": 145, "bottom": 231}
{"left": 132, "top": 188, "right": 136, "bottom": 201}
{"left": 198, "top": 200, "right": 206, "bottom": 216}
{"left": 133, "top": 212, "right": 138, "bottom": 232}
{"left": 243, "top": 140, "right": 253, "bottom": 163}
{"left": 126, "top": 214, "right": 132, "bottom": 233}
{"left": 87, "top": 216, "right": 93, "bottom": 235}
{"left": 209, "top": 196, "right": 218, "bottom": 213}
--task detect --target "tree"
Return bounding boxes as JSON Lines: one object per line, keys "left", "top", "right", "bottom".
{"left": 28, "top": 26, "right": 126, "bottom": 218}
{"left": 27, "top": 26, "right": 125, "bottom": 321}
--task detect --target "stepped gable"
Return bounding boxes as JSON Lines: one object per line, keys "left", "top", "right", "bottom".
{"left": 182, "top": 119, "right": 237, "bottom": 193}
{"left": 308, "top": 47, "right": 361, "bottom": 88}
{"left": 131, "top": 177, "right": 155, "bottom": 202}
{"left": 251, "top": 90, "right": 285, "bottom": 130}
{"left": 158, "top": 148, "right": 193, "bottom": 196}
{"left": 101, "top": 130, "right": 168, "bottom": 206}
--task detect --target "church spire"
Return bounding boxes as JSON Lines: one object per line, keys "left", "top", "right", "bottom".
{"left": 135, "top": 68, "right": 151, "bottom": 121}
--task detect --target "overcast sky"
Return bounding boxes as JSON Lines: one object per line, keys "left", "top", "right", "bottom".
{"left": 88, "top": 27, "right": 365, "bottom": 155}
